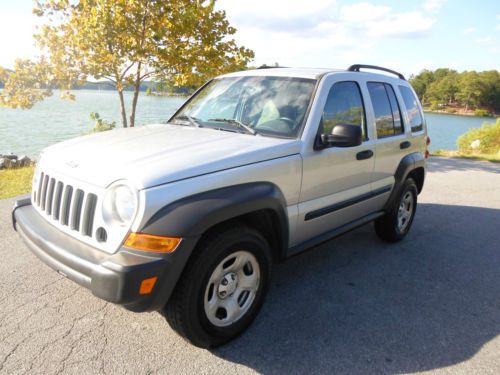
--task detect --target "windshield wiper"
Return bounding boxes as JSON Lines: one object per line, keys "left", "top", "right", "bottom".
{"left": 207, "top": 118, "right": 257, "bottom": 135}
{"left": 174, "top": 115, "right": 203, "bottom": 127}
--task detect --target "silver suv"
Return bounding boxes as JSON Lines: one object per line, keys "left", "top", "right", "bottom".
{"left": 13, "top": 64, "right": 428, "bottom": 348}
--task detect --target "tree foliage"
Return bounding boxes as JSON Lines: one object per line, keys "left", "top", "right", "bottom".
{"left": 0, "top": 0, "right": 254, "bottom": 127}
{"left": 410, "top": 68, "right": 500, "bottom": 113}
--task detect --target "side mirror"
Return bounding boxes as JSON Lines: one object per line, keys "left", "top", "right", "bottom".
{"left": 320, "top": 124, "right": 362, "bottom": 148}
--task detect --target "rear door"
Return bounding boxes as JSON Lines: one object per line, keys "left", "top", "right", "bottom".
{"left": 368, "top": 81, "right": 410, "bottom": 198}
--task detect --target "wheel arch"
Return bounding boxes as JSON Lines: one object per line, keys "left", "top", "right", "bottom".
{"left": 140, "top": 182, "right": 290, "bottom": 262}
{"left": 384, "top": 152, "right": 426, "bottom": 211}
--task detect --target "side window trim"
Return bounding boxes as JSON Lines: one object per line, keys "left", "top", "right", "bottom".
{"left": 398, "top": 85, "right": 424, "bottom": 133}
{"left": 383, "top": 83, "right": 405, "bottom": 134}
{"left": 368, "top": 81, "right": 396, "bottom": 139}
{"left": 320, "top": 80, "right": 369, "bottom": 142}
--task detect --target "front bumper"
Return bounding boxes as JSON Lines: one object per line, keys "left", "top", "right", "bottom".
{"left": 12, "top": 196, "right": 198, "bottom": 312}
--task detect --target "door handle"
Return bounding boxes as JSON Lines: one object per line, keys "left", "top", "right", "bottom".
{"left": 400, "top": 141, "right": 411, "bottom": 149}
{"left": 356, "top": 150, "right": 374, "bottom": 160}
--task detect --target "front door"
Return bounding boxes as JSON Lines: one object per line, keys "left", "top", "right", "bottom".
{"left": 294, "top": 78, "right": 376, "bottom": 246}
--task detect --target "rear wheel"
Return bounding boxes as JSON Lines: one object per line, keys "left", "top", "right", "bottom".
{"left": 375, "top": 178, "right": 418, "bottom": 242}
{"left": 163, "top": 225, "right": 271, "bottom": 348}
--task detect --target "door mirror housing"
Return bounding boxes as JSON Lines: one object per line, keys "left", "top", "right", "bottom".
{"left": 320, "top": 124, "right": 362, "bottom": 148}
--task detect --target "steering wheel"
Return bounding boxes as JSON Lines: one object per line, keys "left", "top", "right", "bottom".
{"left": 255, "top": 117, "right": 296, "bottom": 134}
{"left": 278, "top": 117, "right": 295, "bottom": 129}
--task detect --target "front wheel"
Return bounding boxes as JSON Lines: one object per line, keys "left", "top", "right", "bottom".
{"left": 375, "top": 178, "right": 418, "bottom": 242}
{"left": 163, "top": 225, "right": 271, "bottom": 348}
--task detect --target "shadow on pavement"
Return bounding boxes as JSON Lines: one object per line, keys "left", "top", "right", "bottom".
{"left": 213, "top": 203, "right": 500, "bottom": 374}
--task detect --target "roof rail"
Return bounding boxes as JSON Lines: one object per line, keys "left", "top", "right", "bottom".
{"left": 257, "top": 64, "right": 288, "bottom": 69}
{"left": 347, "top": 64, "right": 405, "bottom": 80}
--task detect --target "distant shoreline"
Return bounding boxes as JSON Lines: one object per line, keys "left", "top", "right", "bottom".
{"left": 423, "top": 110, "right": 498, "bottom": 119}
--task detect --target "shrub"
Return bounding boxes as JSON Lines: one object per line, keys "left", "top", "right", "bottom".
{"left": 89, "top": 112, "right": 116, "bottom": 133}
{"left": 474, "top": 108, "right": 491, "bottom": 117}
{"left": 445, "top": 107, "right": 457, "bottom": 114}
{"left": 457, "top": 118, "right": 500, "bottom": 154}
{"left": 429, "top": 100, "right": 440, "bottom": 111}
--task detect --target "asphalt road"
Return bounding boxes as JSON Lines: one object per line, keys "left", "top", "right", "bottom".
{"left": 1, "top": 157, "right": 500, "bottom": 375}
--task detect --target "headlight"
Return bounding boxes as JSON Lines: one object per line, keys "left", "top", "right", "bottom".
{"left": 102, "top": 182, "right": 138, "bottom": 226}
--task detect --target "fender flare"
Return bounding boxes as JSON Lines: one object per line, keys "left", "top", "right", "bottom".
{"left": 384, "top": 152, "right": 425, "bottom": 211}
{"left": 140, "top": 182, "right": 289, "bottom": 254}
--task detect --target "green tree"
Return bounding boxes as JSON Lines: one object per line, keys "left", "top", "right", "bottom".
{"left": 456, "top": 71, "right": 482, "bottom": 111}
{"left": 426, "top": 70, "right": 459, "bottom": 105}
{"left": 409, "top": 69, "right": 435, "bottom": 104}
{"left": 1, "top": 0, "right": 254, "bottom": 127}
{"left": 478, "top": 70, "right": 500, "bottom": 112}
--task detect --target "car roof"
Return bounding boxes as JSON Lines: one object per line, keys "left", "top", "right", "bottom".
{"left": 219, "top": 67, "right": 340, "bottom": 80}
{"left": 219, "top": 67, "right": 407, "bottom": 82}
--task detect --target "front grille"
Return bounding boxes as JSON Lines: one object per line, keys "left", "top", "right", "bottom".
{"left": 34, "top": 172, "right": 98, "bottom": 237}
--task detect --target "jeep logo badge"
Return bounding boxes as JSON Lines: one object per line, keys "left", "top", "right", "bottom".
{"left": 66, "top": 160, "right": 79, "bottom": 168}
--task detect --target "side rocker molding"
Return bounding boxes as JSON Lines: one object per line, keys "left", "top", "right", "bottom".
{"left": 140, "top": 182, "right": 290, "bottom": 257}
{"left": 384, "top": 152, "right": 425, "bottom": 211}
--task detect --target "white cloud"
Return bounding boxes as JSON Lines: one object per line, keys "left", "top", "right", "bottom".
{"left": 476, "top": 36, "right": 493, "bottom": 44}
{"left": 340, "top": 3, "right": 391, "bottom": 22}
{"left": 338, "top": 3, "right": 436, "bottom": 38}
{"left": 216, "top": 0, "right": 442, "bottom": 69}
{"left": 463, "top": 27, "right": 476, "bottom": 35}
{"left": 423, "top": 0, "right": 447, "bottom": 13}
{"left": 362, "top": 11, "right": 435, "bottom": 38}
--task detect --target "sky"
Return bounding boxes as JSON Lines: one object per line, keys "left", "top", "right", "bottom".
{"left": 0, "top": 0, "right": 498, "bottom": 78}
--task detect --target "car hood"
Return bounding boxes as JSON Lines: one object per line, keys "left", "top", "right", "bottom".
{"left": 39, "top": 124, "right": 301, "bottom": 189}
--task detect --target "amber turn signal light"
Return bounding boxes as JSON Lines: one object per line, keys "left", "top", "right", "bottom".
{"left": 124, "top": 233, "right": 181, "bottom": 253}
{"left": 139, "top": 276, "right": 158, "bottom": 295}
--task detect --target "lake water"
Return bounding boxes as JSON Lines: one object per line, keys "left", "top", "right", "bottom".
{"left": 0, "top": 90, "right": 496, "bottom": 157}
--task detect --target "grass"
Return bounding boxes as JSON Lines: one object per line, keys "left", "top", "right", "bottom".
{"left": 431, "top": 150, "right": 500, "bottom": 163}
{"left": 0, "top": 166, "right": 35, "bottom": 199}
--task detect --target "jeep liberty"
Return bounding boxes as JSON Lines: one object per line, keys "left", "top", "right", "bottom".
{"left": 12, "top": 64, "right": 428, "bottom": 348}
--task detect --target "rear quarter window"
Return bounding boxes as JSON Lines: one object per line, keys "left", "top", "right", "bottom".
{"left": 399, "top": 85, "right": 424, "bottom": 132}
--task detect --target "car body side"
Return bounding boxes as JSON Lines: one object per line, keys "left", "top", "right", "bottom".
{"left": 135, "top": 70, "right": 426, "bottom": 253}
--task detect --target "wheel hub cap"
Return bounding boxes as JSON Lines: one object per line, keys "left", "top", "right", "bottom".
{"left": 217, "top": 272, "right": 238, "bottom": 298}
{"left": 397, "top": 191, "right": 414, "bottom": 232}
{"left": 204, "top": 250, "right": 261, "bottom": 327}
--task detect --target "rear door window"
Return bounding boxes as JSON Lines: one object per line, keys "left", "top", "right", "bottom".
{"left": 368, "top": 82, "right": 404, "bottom": 138}
{"left": 399, "top": 85, "right": 424, "bottom": 132}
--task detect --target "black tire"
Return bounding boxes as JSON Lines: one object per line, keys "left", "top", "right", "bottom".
{"left": 163, "top": 224, "right": 272, "bottom": 348}
{"left": 375, "top": 178, "right": 418, "bottom": 242}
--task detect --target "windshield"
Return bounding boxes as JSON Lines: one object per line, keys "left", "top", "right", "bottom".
{"left": 171, "top": 76, "right": 316, "bottom": 138}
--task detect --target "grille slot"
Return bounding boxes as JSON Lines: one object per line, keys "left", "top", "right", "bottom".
{"left": 61, "top": 185, "right": 73, "bottom": 226}
{"left": 82, "top": 194, "right": 98, "bottom": 237}
{"left": 40, "top": 174, "right": 49, "bottom": 211}
{"left": 70, "top": 189, "right": 84, "bottom": 231}
{"left": 33, "top": 170, "right": 99, "bottom": 241}
{"left": 46, "top": 178, "right": 56, "bottom": 216}
{"left": 53, "top": 182, "right": 64, "bottom": 220}
{"left": 37, "top": 172, "right": 44, "bottom": 206}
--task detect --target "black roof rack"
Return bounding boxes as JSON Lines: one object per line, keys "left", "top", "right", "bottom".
{"left": 257, "top": 64, "right": 288, "bottom": 69}
{"left": 347, "top": 64, "right": 405, "bottom": 80}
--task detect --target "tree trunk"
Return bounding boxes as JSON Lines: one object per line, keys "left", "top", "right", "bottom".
{"left": 118, "top": 88, "right": 128, "bottom": 128}
{"left": 129, "top": 62, "right": 142, "bottom": 128}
